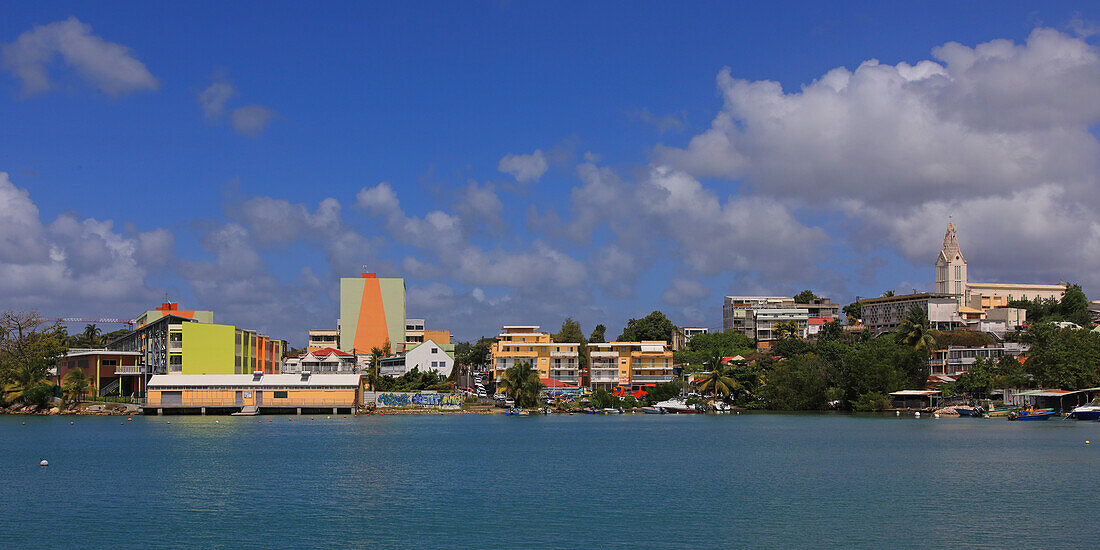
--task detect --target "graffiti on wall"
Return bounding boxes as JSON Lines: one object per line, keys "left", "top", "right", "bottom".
{"left": 372, "top": 392, "right": 463, "bottom": 408}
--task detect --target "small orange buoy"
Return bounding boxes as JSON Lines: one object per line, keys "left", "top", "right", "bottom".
{"left": 120, "top": 422, "right": 124, "bottom": 425}
{"left": 70, "top": 421, "right": 74, "bottom": 425}
{"left": 127, "top": 417, "right": 132, "bottom": 421}
{"left": 21, "top": 422, "right": 25, "bottom": 425}
{"left": 269, "top": 419, "right": 273, "bottom": 422}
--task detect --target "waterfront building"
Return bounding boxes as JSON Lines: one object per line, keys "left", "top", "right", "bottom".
{"left": 145, "top": 373, "right": 362, "bottom": 414}
{"left": 489, "top": 325, "right": 580, "bottom": 386}
{"left": 586, "top": 341, "right": 674, "bottom": 393}
{"left": 857, "top": 293, "right": 962, "bottom": 333}
{"left": 283, "top": 347, "right": 357, "bottom": 374}
{"left": 56, "top": 348, "right": 143, "bottom": 398}
{"left": 338, "top": 272, "right": 406, "bottom": 354}
{"left": 379, "top": 338, "right": 455, "bottom": 377}
{"left": 108, "top": 302, "right": 289, "bottom": 393}
{"left": 934, "top": 222, "right": 1067, "bottom": 309}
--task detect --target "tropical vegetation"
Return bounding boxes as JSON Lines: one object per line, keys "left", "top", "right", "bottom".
{"left": 497, "top": 361, "right": 543, "bottom": 408}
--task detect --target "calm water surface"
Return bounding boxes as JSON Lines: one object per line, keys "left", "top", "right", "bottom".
{"left": 2, "top": 413, "right": 1097, "bottom": 548}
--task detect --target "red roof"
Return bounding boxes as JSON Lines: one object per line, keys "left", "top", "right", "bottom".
{"left": 808, "top": 318, "right": 829, "bottom": 325}
{"left": 541, "top": 377, "right": 580, "bottom": 389}
{"left": 310, "top": 347, "right": 353, "bottom": 358}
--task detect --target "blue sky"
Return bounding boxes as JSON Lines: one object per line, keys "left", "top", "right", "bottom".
{"left": 3, "top": 1, "right": 1100, "bottom": 344}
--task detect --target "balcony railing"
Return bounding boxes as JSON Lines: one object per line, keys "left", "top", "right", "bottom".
{"left": 114, "top": 365, "right": 144, "bottom": 375}
{"left": 630, "top": 375, "right": 675, "bottom": 383}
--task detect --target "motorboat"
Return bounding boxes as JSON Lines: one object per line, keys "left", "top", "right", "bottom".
{"left": 1069, "top": 401, "right": 1100, "bottom": 421}
{"left": 601, "top": 408, "right": 622, "bottom": 415}
{"left": 711, "top": 402, "right": 731, "bottom": 414}
{"left": 654, "top": 398, "right": 698, "bottom": 414}
{"left": 1008, "top": 410, "right": 1056, "bottom": 421}
{"left": 642, "top": 406, "right": 666, "bottom": 414}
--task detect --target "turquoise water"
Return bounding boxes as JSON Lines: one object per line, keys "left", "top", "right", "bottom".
{"left": 2, "top": 413, "right": 1098, "bottom": 548}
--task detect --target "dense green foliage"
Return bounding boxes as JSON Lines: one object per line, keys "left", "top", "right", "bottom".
{"left": 896, "top": 306, "right": 936, "bottom": 352}
{"left": 455, "top": 337, "right": 493, "bottom": 372}
{"left": 928, "top": 329, "right": 995, "bottom": 348}
{"left": 1022, "top": 322, "right": 1100, "bottom": 389}
{"left": 696, "top": 352, "right": 739, "bottom": 398}
{"left": 1007, "top": 283, "right": 1091, "bottom": 327}
{"left": 758, "top": 354, "right": 833, "bottom": 410}
{"left": 1, "top": 311, "right": 67, "bottom": 410}
{"left": 673, "top": 330, "right": 754, "bottom": 368}
{"left": 793, "top": 290, "right": 819, "bottom": 304}
{"left": 590, "top": 388, "right": 620, "bottom": 409}
{"left": 843, "top": 301, "right": 862, "bottom": 323}
{"left": 617, "top": 311, "right": 675, "bottom": 342}
{"left": 642, "top": 380, "right": 682, "bottom": 405}
{"left": 942, "top": 356, "right": 1028, "bottom": 398}
{"left": 553, "top": 317, "right": 587, "bottom": 369}
{"left": 374, "top": 368, "right": 452, "bottom": 392}
{"left": 588, "top": 324, "right": 606, "bottom": 344}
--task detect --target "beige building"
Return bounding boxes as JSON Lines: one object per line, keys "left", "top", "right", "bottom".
{"left": 489, "top": 326, "right": 580, "bottom": 386}
{"left": 587, "top": 341, "right": 674, "bottom": 391}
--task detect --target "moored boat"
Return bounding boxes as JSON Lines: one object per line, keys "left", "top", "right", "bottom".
{"left": 1069, "top": 402, "right": 1100, "bottom": 421}
{"left": 654, "top": 398, "right": 698, "bottom": 414}
{"left": 642, "top": 406, "right": 666, "bottom": 414}
{"left": 1008, "top": 410, "right": 1056, "bottom": 421}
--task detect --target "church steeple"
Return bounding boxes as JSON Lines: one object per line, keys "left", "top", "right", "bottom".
{"left": 939, "top": 222, "right": 964, "bottom": 264}
{"left": 934, "top": 221, "right": 967, "bottom": 305}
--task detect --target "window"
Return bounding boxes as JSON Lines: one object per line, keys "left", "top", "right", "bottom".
{"left": 273, "top": 391, "right": 287, "bottom": 398}
{"left": 431, "top": 347, "right": 438, "bottom": 354}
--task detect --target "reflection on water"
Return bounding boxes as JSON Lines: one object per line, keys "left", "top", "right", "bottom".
{"left": 1, "top": 414, "right": 1097, "bottom": 547}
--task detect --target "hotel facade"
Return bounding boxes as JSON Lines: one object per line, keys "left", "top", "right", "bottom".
{"left": 489, "top": 326, "right": 580, "bottom": 386}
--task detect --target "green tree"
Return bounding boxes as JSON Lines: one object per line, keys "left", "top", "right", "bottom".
{"left": 78, "top": 324, "right": 102, "bottom": 348}
{"left": 617, "top": 311, "right": 675, "bottom": 342}
{"left": 759, "top": 353, "right": 832, "bottom": 410}
{"left": 588, "top": 324, "right": 606, "bottom": 344}
{"left": 590, "top": 388, "right": 620, "bottom": 409}
{"left": 817, "top": 320, "right": 844, "bottom": 343}
{"left": 794, "top": 290, "right": 818, "bottom": 304}
{"left": 673, "top": 330, "right": 754, "bottom": 368}
{"left": 882, "top": 290, "right": 895, "bottom": 298}
{"left": 696, "top": 353, "right": 739, "bottom": 399}
{"left": 497, "top": 361, "right": 543, "bottom": 408}
{"left": 1, "top": 311, "right": 66, "bottom": 409}
{"left": 840, "top": 336, "right": 927, "bottom": 409}
{"left": 1023, "top": 322, "right": 1100, "bottom": 389}
{"left": 843, "top": 301, "right": 862, "bottom": 324}
{"left": 62, "top": 367, "right": 90, "bottom": 406}
{"left": 1058, "top": 283, "right": 1091, "bottom": 327}
{"left": 642, "top": 380, "right": 683, "bottom": 405}
{"left": 456, "top": 338, "right": 492, "bottom": 371}
{"left": 367, "top": 346, "right": 384, "bottom": 390}
{"left": 553, "top": 317, "right": 588, "bottom": 369}
{"left": 897, "top": 306, "right": 936, "bottom": 353}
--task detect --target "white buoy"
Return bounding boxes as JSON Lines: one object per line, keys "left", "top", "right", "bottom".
{"left": 40, "top": 460, "right": 48, "bottom": 467}
{"left": 915, "top": 412, "right": 921, "bottom": 417}
{"left": 934, "top": 413, "right": 940, "bottom": 418}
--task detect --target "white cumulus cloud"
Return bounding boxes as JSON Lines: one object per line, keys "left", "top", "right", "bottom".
{"left": 498, "top": 150, "right": 549, "bottom": 183}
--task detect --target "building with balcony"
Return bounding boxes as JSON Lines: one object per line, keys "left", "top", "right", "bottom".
{"left": 723, "top": 295, "right": 839, "bottom": 347}
{"left": 56, "top": 349, "right": 144, "bottom": 398}
{"left": 489, "top": 326, "right": 580, "bottom": 386}
{"left": 930, "top": 343, "right": 1028, "bottom": 376}
{"left": 586, "top": 341, "right": 674, "bottom": 392}
{"left": 108, "top": 302, "right": 289, "bottom": 393}
{"left": 857, "top": 293, "right": 962, "bottom": 333}
{"left": 283, "top": 347, "right": 357, "bottom": 374}
{"left": 672, "top": 326, "right": 709, "bottom": 350}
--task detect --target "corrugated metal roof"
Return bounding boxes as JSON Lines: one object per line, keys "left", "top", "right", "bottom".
{"left": 148, "top": 373, "right": 362, "bottom": 388}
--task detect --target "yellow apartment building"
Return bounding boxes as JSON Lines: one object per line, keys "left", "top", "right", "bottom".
{"left": 489, "top": 325, "right": 580, "bottom": 386}
{"left": 587, "top": 341, "right": 674, "bottom": 392}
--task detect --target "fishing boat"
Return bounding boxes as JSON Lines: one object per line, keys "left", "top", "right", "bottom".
{"left": 981, "top": 406, "right": 1020, "bottom": 418}
{"left": 601, "top": 408, "right": 622, "bottom": 415}
{"left": 504, "top": 408, "right": 520, "bottom": 416}
{"left": 955, "top": 406, "right": 976, "bottom": 416}
{"left": 642, "top": 406, "right": 666, "bottom": 414}
{"left": 1007, "top": 410, "right": 1056, "bottom": 421}
{"left": 1069, "top": 401, "right": 1100, "bottom": 421}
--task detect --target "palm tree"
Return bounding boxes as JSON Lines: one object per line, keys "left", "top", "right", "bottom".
{"left": 62, "top": 368, "right": 89, "bottom": 406}
{"left": 497, "top": 361, "right": 543, "bottom": 408}
{"left": 696, "top": 353, "right": 739, "bottom": 399}
{"left": 897, "top": 305, "right": 936, "bottom": 353}
{"left": 3, "top": 363, "right": 50, "bottom": 408}
{"left": 79, "top": 324, "right": 102, "bottom": 348}
{"left": 368, "top": 346, "right": 384, "bottom": 390}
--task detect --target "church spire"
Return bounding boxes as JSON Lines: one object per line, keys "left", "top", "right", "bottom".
{"left": 941, "top": 222, "right": 964, "bottom": 263}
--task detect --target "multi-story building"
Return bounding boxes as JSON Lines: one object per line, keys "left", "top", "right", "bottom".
{"left": 56, "top": 348, "right": 144, "bottom": 398}
{"left": 108, "top": 302, "right": 289, "bottom": 391}
{"left": 672, "top": 326, "right": 709, "bottom": 350}
{"left": 489, "top": 325, "right": 580, "bottom": 386}
{"left": 307, "top": 329, "right": 340, "bottom": 352}
{"left": 338, "top": 272, "right": 406, "bottom": 354}
{"left": 857, "top": 293, "right": 962, "bottom": 333}
{"left": 586, "top": 341, "right": 674, "bottom": 392}
{"left": 930, "top": 343, "right": 1028, "bottom": 376}
{"left": 723, "top": 296, "right": 826, "bottom": 347}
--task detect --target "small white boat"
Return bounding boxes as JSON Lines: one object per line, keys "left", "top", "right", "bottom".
{"left": 1069, "top": 402, "right": 1100, "bottom": 420}
{"left": 654, "top": 398, "right": 698, "bottom": 414}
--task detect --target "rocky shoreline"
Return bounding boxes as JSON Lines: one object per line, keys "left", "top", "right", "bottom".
{"left": 3, "top": 403, "right": 138, "bottom": 416}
